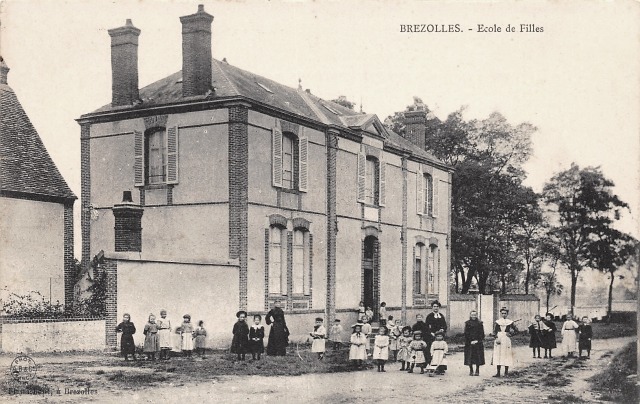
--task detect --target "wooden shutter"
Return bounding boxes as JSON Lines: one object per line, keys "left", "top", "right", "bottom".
{"left": 432, "top": 173, "right": 439, "bottom": 217}
{"left": 379, "top": 158, "right": 386, "bottom": 206}
{"left": 134, "top": 130, "right": 144, "bottom": 186}
{"left": 416, "top": 167, "right": 424, "bottom": 215}
{"left": 357, "top": 152, "right": 366, "bottom": 203}
{"left": 166, "top": 126, "right": 179, "bottom": 184}
{"left": 272, "top": 124, "right": 283, "bottom": 187}
{"left": 299, "top": 130, "right": 308, "bottom": 192}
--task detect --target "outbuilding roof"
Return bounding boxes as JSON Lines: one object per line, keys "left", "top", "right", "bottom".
{"left": 0, "top": 72, "right": 76, "bottom": 202}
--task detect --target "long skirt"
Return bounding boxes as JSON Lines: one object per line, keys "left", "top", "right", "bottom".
{"left": 194, "top": 335, "right": 206, "bottom": 349}
{"left": 120, "top": 334, "right": 135, "bottom": 355}
{"left": 143, "top": 333, "right": 159, "bottom": 353}
{"left": 491, "top": 332, "right": 514, "bottom": 367}
{"left": 428, "top": 349, "right": 447, "bottom": 369}
{"left": 397, "top": 346, "right": 411, "bottom": 362}
{"left": 578, "top": 337, "right": 591, "bottom": 351}
{"left": 464, "top": 342, "right": 485, "bottom": 365}
{"left": 349, "top": 344, "right": 366, "bottom": 360}
{"left": 249, "top": 339, "right": 264, "bottom": 354}
{"left": 181, "top": 334, "right": 194, "bottom": 351}
{"left": 266, "top": 322, "right": 288, "bottom": 356}
{"left": 541, "top": 330, "right": 557, "bottom": 349}
{"left": 158, "top": 329, "right": 172, "bottom": 349}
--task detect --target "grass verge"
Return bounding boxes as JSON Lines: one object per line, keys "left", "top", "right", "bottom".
{"left": 588, "top": 341, "right": 637, "bottom": 403}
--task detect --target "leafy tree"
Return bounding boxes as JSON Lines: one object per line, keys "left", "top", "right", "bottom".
{"left": 330, "top": 95, "right": 356, "bottom": 110}
{"left": 542, "top": 163, "right": 630, "bottom": 311}
{"left": 588, "top": 227, "right": 637, "bottom": 322}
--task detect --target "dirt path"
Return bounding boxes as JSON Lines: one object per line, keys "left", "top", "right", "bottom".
{"left": 2, "top": 337, "right": 633, "bottom": 403}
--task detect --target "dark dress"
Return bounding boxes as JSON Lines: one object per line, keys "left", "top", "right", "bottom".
{"left": 528, "top": 321, "right": 545, "bottom": 348}
{"left": 540, "top": 319, "right": 557, "bottom": 349}
{"left": 116, "top": 321, "right": 136, "bottom": 355}
{"left": 249, "top": 325, "right": 265, "bottom": 354}
{"left": 463, "top": 319, "right": 485, "bottom": 365}
{"left": 578, "top": 324, "right": 592, "bottom": 351}
{"left": 266, "top": 307, "right": 290, "bottom": 356}
{"left": 425, "top": 312, "right": 448, "bottom": 337}
{"left": 231, "top": 321, "right": 250, "bottom": 354}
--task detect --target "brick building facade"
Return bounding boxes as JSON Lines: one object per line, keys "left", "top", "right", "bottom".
{"left": 78, "top": 6, "right": 452, "bottom": 348}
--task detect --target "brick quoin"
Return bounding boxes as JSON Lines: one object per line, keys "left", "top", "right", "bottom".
{"left": 401, "top": 156, "right": 408, "bottom": 323}
{"left": 325, "top": 129, "right": 338, "bottom": 331}
{"left": 103, "top": 259, "right": 118, "bottom": 348}
{"left": 63, "top": 202, "right": 75, "bottom": 308}
{"left": 80, "top": 123, "right": 91, "bottom": 268}
{"left": 228, "top": 104, "right": 249, "bottom": 310}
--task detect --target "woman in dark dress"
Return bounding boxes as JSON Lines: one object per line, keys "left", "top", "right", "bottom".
{"left": 463, "top": 310, "right": 485, "bottom": 376}
{"left": 115, "top": 313, "right": 136, "bottom": 361}
{"left": 540, "top": 312, "right": 557, "bottom": 358}
{"left": 578, "top": 316, "right": 593, "bottom": 358}
{"left": 266, "top": 302, "right": 289, "bottom": 356}
{"left": 231, "top": 310, "right": 250, "bottom": 360}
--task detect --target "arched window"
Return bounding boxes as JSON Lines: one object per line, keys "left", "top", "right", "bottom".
{"left": 414, "top": 243, "right": 426, "bottom": 295}
{"left": 146, "top": 128, "right": 167, "bottom": 184}
{"left": 269, "top": 225, "right": 287, "bottom": 295}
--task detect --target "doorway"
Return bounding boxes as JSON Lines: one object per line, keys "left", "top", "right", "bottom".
{"left": 362, "top": 235, "right": 380, "bottom": 321}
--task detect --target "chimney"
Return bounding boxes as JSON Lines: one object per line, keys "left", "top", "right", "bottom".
{"left": 112, "top": 191, "right": 143, "bottom": 252}
{"left": 180, "top": 4, "right": 213, "bottom": 97}
{"left": 404, "top": 108, "right": 427, "bottom": 149}
{"left": 0, "top": 56, "right": 9, "bottom": 85}
{"left": 108, "top": 19, "right": 141, "bottom": 107}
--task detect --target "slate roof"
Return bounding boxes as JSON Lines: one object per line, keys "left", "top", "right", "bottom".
{"left": 87, "top": 58, "right": 448, "bottom": 168}
{"left": 0, "top": 81, "right": 76, "bottom": 201}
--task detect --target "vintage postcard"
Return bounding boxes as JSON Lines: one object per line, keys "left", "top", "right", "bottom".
{"left": 0, "top": 0, "right": 638, "bottom": 402}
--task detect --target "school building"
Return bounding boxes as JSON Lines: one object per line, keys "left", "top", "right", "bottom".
{"left": 78, "top": 6, "right": 452, "bottom": 348}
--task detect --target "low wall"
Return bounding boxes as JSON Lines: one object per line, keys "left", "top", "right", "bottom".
{"left": 499, "top": 297, "right": 540, "bottom": 330}
{"left": 449, "top": 295, "right": 476, "bottom": 333}
{"left": 0, "top": 318, "right": 105, "bottom": 353}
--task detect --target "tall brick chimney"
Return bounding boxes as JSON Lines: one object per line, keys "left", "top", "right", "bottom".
{"left": 108, "top": 19, "right": 141, "bottom": 107}
{"left": 180, "top": 4, "right": 213, "bottom": 97}
{"left": 0, "top": 56, "right": 9, "bottom": 84}
{"left": 112, "top": 191, "right": 143, "bottom": 252}
{"left": 404, "top": 108, "right": 427, "bottom": 149}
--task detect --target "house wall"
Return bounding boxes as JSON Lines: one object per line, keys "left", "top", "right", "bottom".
{"left": 116, "top": 260, "right": 238, "bottom": 349}
{"left": 0, "top": 197, "right": 65, "bottom": 304}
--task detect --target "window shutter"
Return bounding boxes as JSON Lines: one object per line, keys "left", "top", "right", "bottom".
{"left": 134, "top": 130, "right": 144, "bottom": 186}
{"left": 166, "top": 126, "right": 179, "bottom": 184}
{"left": 299, "top": 132, "right": 308, "bottom": 192}
{"left": 416, "top": 167, "right": 424, "bottom": 215}
{"left": 432, "top": 174, "right": 440, "bottom": 217}
{"left": 379, "top": 158, "right": 386, "bottom": 206}
{"left": 357, "top": 152, "right": 366, "bottom": 203}
{"left": 272, "top": 125, "right": 283, "bottom": 187}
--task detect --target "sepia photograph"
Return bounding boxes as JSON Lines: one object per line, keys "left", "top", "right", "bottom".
{"left": 0, "top": 0, "right": 638, "bottom": 402}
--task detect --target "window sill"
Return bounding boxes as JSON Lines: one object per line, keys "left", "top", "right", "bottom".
{"left": 139, "top": 183, "right": 170, "bottom": 190}
{"left": 277, "top": 187, "right": 301, "bottom": 195}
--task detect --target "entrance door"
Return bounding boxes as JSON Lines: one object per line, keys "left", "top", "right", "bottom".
{"left": 363, "top": 236, "right": 379, "bottom": 320}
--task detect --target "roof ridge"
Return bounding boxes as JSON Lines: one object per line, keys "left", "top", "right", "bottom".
{"left": 297, "top": 88, "right": 331, "bottom": 125}
{"left": 213, "top": 59, "right": 240, "bottom": 95}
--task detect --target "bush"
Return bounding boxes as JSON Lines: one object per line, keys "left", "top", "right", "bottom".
{"left": 0, "top": 290, "right": 66, "bottom": 318}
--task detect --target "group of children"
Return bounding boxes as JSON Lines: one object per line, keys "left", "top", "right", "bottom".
{"left": 528, "top": 313, "right": 593, "bottom": 359}
{"left": 230, "top": 311, "right": 266, "bottom": 360}
{"left": 115, "top": 311, "right": 207, "bottom": 361}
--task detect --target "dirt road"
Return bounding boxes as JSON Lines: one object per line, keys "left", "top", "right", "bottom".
{"left": 3, "top": 337, "right": 633, "bottom": 403}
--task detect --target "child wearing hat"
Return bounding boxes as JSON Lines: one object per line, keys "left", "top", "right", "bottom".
{"left": 231, "top": 310, "right": 250, "bottom": 360}
{"left": 310, "top": 317, "right": 327, "bottom": 359}
{"left": 143, "top": 314, "right": 160, "bottom": 360}
{"left": 408, "top": 330, "right": 428, "bottom": 373}
{"left": 180, "top": 314, "right": 195, "bottom": 358}
{"left": 330, "top": 319, "right": 344, "bottom": 350}
{"left": 349, "top": 323, "right": 367, "bottom": 366}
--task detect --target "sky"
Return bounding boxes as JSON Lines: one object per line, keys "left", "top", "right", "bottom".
{"left": 1, "top": 0, "right": 639, "bottom": 258}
